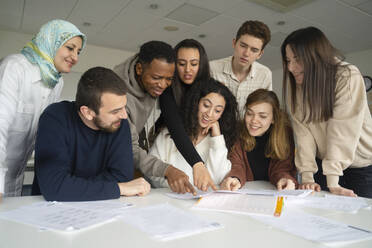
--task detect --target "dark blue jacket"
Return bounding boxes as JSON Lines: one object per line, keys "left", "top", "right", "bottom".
{"left": 32, "top": 101, "right": 134, "bottom": 201}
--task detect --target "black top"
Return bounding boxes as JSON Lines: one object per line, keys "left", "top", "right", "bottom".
{"left": 246, "top": 130, "right": 271, "bottom": 181}
{"left": 32, "top": 101, "right": 134, "bottom": 201}
{"left": 158, "top": 86, "right": 203, "bottom": 167}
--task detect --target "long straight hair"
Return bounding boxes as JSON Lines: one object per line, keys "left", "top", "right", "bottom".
{"left": 281, "top": 27, "right": 346, "bottom": 123}
{"left": 172, "top": 39, "right": 210, "bottom": 106}
{"left": 240, "top": 89, "right": 292, "bottom": 160}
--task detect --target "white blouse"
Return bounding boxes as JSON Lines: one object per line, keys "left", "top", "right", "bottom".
{"left": 0, "top": 54, "right": 63, "bottom": 196}
{"left": 148, "top": 128, "right": 231, "bottom": 188}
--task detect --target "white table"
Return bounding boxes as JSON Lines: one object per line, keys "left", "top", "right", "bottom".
{"left": 0, "top": 181, "right": 371, "bottom": 248}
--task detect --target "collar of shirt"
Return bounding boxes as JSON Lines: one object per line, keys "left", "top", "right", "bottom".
{"left": 222, "top": 56, "right": 257, "bottom": 82}
{"left": 29, "top": 61, "right": 43, "bottom": 84}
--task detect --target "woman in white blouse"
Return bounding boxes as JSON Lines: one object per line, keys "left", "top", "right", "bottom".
{"left": 0, "top": 19, "right": 86, "bottom": 199}
{"left": 149, "top": 78, "right": 238, "bottom": 192}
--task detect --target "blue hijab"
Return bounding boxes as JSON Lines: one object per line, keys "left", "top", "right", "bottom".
{"left": 21, "top": 19, "right": 86, "bottom": 88}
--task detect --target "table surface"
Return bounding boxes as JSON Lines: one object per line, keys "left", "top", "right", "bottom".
{"left": 0, "top": 181, "right": 371, "bottom": 248}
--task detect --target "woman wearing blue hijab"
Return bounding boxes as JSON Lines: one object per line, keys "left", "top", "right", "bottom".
{"left": 0, "top": 19, "right": 86, "bottom": 200}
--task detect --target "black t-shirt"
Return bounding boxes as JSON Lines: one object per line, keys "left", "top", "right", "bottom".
{"left": 246, "top": 130, "right": 271, "bottom": 180}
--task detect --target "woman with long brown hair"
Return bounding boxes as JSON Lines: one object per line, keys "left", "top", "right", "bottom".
{"left": 281, "top": 27, "right": 372, "bottom": 198}
{"left": 220, "top": 89, "right": 297, "bottom": 191}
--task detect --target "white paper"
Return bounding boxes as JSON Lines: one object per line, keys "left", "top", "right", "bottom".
{"left": 0, "top": 200, "right": 133, "bottom": 231}
{"left": 252, "top": 209, "right": 372, "bottom": 246}
{"left": 119, "top": 203, "right": 222, "bottom": 241}
{"left": 165, "top": 190, "right": 212, "bottom": 200}
{"left": 165, "top": 189, "right": 312, "bottom": 200}
{"left": 193, "top": 193, "right": 282, "bottom": 216}
{"left": 238, "top": 188, "right": 313, "bottom": 197}
{"left": 62, "top": 200, "right": 133, "bottom": 215}
{"left": 288, "top": 194, "right": 371, "bottom": 213}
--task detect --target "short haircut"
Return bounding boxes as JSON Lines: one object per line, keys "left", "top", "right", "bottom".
{"left": 235, "top": 20, "right": 271, "bottom": 49}
{"left": 138, "top": 40, "right": 176, "bottom": 66}
{"left": 75, "top": 67, "right": 127, "bottom": 114}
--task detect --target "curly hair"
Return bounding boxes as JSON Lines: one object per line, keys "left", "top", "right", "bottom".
{"left": 138, "top": 40, "right": 175, "bottom": 66}
{"left": 182, "top": 78, "right": 238, "bottom": 151}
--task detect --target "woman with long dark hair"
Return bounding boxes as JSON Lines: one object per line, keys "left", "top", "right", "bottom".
{"left": 158, "top": 39, "right": 217, "bottom": 192}
{"left": 281, "top": 27, "right": 372, "bottom": 198}
{"left": 150, "top": 78, "right": 238, "bottom": 190}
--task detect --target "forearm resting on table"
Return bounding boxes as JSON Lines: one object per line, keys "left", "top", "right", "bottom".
{"left": 118, "top": 178, "right": 151, "bottom": 196}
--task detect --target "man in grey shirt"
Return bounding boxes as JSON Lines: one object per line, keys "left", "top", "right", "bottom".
{"left": 114, "top": 41, "right": 197, "bottom": 195}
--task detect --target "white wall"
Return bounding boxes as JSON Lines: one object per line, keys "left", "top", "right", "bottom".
{"left": 0, "top": 29, "right": 135, "bottom": 100}
{"left": 272, "top": 68, "right": 283, "bottom": 102}
{"left": 345, "top": 48, "right": 372, "bottom": 77}
{"left": 2, "top": 28, "right": 371, "bottom": 101}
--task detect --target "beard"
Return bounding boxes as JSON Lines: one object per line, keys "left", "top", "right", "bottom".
{"left": 93, "top": 116, "right": 121, "bottom": 133}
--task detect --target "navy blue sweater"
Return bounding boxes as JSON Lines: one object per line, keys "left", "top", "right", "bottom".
{"left": 32, "top": 101, "right": 134, "bottom": 201}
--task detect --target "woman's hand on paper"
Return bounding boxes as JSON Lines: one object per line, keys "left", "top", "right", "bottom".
{"left": 276, "top": 178, "right": 296, "bottom": 190}
{"left": 220, "top": 177, "right": 241, "bottom": 191}
{"left": 193, "top": 162, "right": 217, "bottom": 192}
{"left": 299, "top": 182, "right": 321, "bottom": 192}
{"left": 329, "top": 186, "right": 357, "bottom": 197}
{"left": 118, "top": 177, "right": 151, "bottom": 196}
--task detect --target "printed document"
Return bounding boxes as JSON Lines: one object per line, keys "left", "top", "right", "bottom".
{"left": 252, "top": 209, "right": 372, "bottom": 246}
{"left": 120, "top": 203, "right": 222, "bottom": 241}
{"left": 288, "top": 194, "right": 370, "bottom": 213}
{"left": 166, "top": 189, "right": 312, "bottom": 200}
{"left": 0, "top": 200, "right": 132, "bottom": 231}
{"left": 193, "top": 193, "right": 283, "bottom": 216}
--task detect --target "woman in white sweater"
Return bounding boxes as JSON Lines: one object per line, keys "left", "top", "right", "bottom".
{"left": 281, "top": 27, "right": 372, "bottom": 198}
{"left": 149, "top": 78, "right": 238, "bottom": 191}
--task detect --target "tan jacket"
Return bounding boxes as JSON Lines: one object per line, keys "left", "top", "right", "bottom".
{"left": 290, "top": 64, "right": 372, "bottom": 187}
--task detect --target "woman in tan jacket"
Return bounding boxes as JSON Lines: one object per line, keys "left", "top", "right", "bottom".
{"left": 220, "top": 89, "right": 297, "bottom": 191}
{"left": 281, "top": 27, "right": 372, "bottom": 198}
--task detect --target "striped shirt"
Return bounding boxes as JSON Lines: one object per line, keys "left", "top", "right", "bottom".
{"left": 210, "top": 56, "right": 272, "bottom": 118}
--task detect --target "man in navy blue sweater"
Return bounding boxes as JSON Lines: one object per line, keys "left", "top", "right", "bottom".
{"left": 32, "top": 67, "right": 150, "bottom": 201}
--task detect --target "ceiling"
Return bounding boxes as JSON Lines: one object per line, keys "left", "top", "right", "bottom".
{"left": 1, "top": 0, "right": 372, "bottom": 70}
